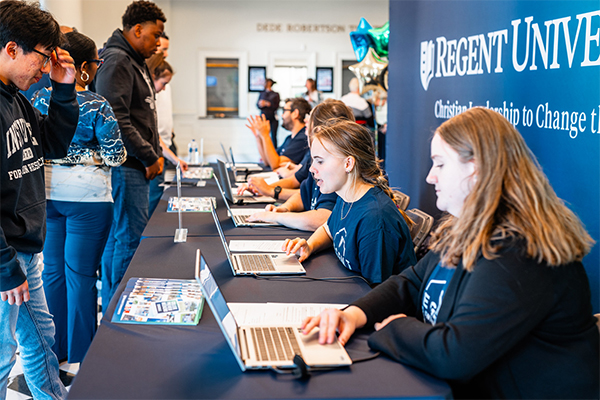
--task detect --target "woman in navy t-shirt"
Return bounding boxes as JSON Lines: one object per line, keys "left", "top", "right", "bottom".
{"left": 283, "top": 120, "right": 416, "bottom": 284}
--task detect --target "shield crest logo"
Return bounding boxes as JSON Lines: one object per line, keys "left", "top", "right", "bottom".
{"left": 420, "top": 40, "right": 434, "bottom": 91}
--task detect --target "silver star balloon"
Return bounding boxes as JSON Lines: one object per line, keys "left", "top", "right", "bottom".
{"left": 348, "top": 48, "right": 388, "bottom": 95}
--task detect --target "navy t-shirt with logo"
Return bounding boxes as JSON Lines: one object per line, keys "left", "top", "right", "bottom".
{"left": 422, "top": 262, "right": 456, "bottom": 325}
{"left": 326, "top": 186, "right": 417, "bottom": 284}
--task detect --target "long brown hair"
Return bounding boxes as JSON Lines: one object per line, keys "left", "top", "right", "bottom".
{"left": 310, "top": 120, "right": 413, "bottom": 226}
{"left": 430, "top": 107, "right": 594, "bottom": 270}
{"left": 146, "top": 51, "right": 173, "bottom": 80}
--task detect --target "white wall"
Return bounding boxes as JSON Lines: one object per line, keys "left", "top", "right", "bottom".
{"left": 47, "top": 0, "right": 388, "bottom": 161}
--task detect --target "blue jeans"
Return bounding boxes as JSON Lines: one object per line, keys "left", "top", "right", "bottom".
{"left": 101, "top": 166, "right": 149, "bottom": 312}
{"left": 43, "top": 200, "right": 113, "bottom": 363}
{"left": 0, "top": 253, "right": 67, "bottom": 400}
{"left": 148, "top": 168, "right": 165, "bottom": 218}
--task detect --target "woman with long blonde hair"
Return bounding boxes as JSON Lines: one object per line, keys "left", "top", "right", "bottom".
{"left": 283, "top": 120, "right": 416, "bottom": 285}
{"left": 302, "top": 107, "right": 598, "bottom": 399}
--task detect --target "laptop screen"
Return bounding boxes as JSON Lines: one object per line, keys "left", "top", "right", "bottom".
{"left": 209, "top": 205, "right": 233, "bottom": 263}
{"left": 216, "top": 159, "right": 234, "bottom": 201}
{"left": 219, "top": 142, "right": 231, "bottom": 164}
{"left": 214, "top": 176, "right": 233, "bottom": 215}
{"left": 195, "top": 250, "right": 245, "bottom": 370}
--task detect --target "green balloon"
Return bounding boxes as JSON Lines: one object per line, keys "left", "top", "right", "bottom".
{"left": 368, "top": 21, "right": 389, "bottom": 57}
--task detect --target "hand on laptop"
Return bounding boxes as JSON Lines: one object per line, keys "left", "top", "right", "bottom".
{"left": 301, "top": 306, "right": 367, "bottom": 346}
{"left": 236, "top": 183, "right": 259, "bottom": 196}
{"left": 282, "top": 237, "right": 312, "bottom": 262}
{"left": 264, "top": 204, "right": 288, "bottom": 213}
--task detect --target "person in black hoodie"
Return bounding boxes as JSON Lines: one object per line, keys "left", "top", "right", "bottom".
{"left": 94, "top": 1, "right": 166, "bottom": 311}
{"left": 0, "top": 1, "right": 78, "bottom": 399}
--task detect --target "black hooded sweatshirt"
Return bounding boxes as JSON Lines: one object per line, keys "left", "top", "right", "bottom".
{"left": 0, "top": 80, "right": 78, "bottom": 291}
{"left": 92, "top": 29, "right": 161, "bottom": 173}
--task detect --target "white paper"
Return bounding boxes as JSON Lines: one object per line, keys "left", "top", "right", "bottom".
{"left": 247, "top": 171, "right": 280, "bottom": 185}
{"left": 228, "top": 303, "right": 347, "bottom": 326}
{"left": 228, "top": 240, "right": 285, "bottom": 253}
{"left": 227, "top": 208, "right": 266, "bottom": 216}
{"left": 227, "top": 162, "right": 262, "bottom": 171}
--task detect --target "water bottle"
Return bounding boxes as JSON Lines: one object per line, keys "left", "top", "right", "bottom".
{"left": 188, "top": 139, "right": 198, "bottom": 164}
{"left": 193, "top": 143, "right": 200, "bottom": 164}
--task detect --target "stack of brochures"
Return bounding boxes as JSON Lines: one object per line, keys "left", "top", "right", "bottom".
{"left": 182, "top": 167, "right": 213, "bottom": 180}
{"left": 112, "top": 278, "right": 204, "bottom": 325}
{"left": 167, "top": 196, "right": 216, "bottom": 212}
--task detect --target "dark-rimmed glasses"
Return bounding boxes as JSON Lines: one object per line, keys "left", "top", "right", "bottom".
{"left": 32, "top": 48, "right": 52, "bottom": 68}
{"left": 89, "top": 59, "right": 104, "bottom": 66}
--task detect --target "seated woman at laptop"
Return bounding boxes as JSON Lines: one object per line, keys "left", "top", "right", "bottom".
{"left": 247, "top": 100, "right": 355, "bottom": 231}
{"left": 283, "top": 120, "right": 417, "bottom": 285}
{"left": 302, "top": 107, "right": 598, "bottom": 399}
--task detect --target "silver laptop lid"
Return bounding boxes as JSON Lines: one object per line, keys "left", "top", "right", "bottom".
{"left": 194, "top": 250, "right": 246, "bottom": 371}
{"left": 219, "top": 142, "right": 231, "bottom": 164}
{"left": 217, "top": 160, "right": 233, "bottom": 197}
{"left": 214, "top": 176, "right": 234, "bottom": 216}
{"left": 209, "top": 205, "right": 234, "bottom": 267}
{"left": 216, "top": 159, "right": 234, "bottom": 203}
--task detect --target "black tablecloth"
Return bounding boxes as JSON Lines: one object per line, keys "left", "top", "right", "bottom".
{"left": 68, "top": 237, "right": 451, "bottom": 399}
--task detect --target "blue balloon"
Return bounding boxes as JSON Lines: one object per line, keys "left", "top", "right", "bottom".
{"left": 350, "top": 18, "right": 374, "bottom": 62}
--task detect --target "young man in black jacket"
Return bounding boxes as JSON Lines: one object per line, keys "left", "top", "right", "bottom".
{"left": 94, "top": 1, "right": 166, "bottom": 311}
{"left": 0, "top": 2, "right": 78, "bottom": 398}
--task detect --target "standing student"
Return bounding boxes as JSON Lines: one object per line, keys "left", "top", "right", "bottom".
{"left": 303, "top": 78, "right": 321, "bottom": 108}
{"left": 31, "top": 31, "right": 126, "bottom": 364}
{"left": 0, "top": 1, "right": 79, "bottom": 398}
{"left": 257, "top": 78, "right": 280, "bottom": 147}
{"left": 283, "top": 120, "right": 416, "bottom": 285}
{"left": 304, "top": 107, "right": 599, "bottom": 399}
{"left": 95, "top": 1, "right": 166, "bottom": 311}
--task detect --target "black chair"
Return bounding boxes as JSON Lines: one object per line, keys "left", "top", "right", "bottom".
{"left": 404, "top": 208, "right": 434, "bottom": 252}
{"left": 394, "top": 191, "right": 410, "bottom": 211}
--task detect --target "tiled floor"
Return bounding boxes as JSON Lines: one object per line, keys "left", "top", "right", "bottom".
{"left": 6, "top": 280, "right": 103, "bottom": 399}
{"left": 6, "top": 357, "right": 79, "bottom": 400}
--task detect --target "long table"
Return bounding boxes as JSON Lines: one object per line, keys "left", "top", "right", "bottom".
{"left": 68, "top": 171, "right": 452, "bottom": 399}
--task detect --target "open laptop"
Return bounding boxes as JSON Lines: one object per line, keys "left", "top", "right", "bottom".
{"left": 216, "top": 159, "right": 275, "bottom": 204}
{"left": 194, "top": 249, "right": 352, "bottom": 370}
{"left": 220, "top": 143, "right": 262, "bottom": 182}
{"left": 209, "top": 205, "right": 305, "bottom": 275}
{"left": 214, "top": 176, "right": 280, "bottom": 227}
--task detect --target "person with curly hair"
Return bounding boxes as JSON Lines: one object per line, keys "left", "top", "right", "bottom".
{"left": 31, "top": 30, "right": 126, "bottom": 365}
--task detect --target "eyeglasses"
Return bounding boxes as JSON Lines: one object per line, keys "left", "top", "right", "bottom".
{"left": 89, "top": 59, "right": 104, "bottom": 66}
{"left": 32, "top": 48, "right": 52, "bottom": 68}
{"left": 283, "top": 108, "right": 292, "bottom": 113}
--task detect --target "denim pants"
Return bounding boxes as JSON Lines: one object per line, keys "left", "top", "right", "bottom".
{"left": 148, "top": 168, "right": 165, "bottom": 218}
{"left": 0, "top": 253, "right": 67, "bottom": 400}
{"left": 101, "top": 166, "right": 149, "bottom": 312}
{"left": 43, "top": 200, "right": 113, "bottom": 363}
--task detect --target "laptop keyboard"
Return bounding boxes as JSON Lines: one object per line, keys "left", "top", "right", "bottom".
{"left": 233, "top": 215, "right": 248, "bottom": 224}
{"left": 250, "top": 327, "right": 301, "bottom": 361}
{"left": 238, "top": 254, "right": 276, "bottom": 271}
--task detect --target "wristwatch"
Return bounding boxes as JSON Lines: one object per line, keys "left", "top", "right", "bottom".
{"left": 273, "top": 186, "right": 282, "bottom": 200}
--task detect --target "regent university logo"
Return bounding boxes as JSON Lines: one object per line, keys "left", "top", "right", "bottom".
{"left": 420, "top": 9, "right": 600, "bottom": 91}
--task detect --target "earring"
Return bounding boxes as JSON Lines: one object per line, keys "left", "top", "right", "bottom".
{"left": 81, "top": 70, "right": 89, "bottom": 83}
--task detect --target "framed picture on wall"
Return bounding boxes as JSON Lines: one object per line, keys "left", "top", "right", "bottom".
{"left": 248, "top": 66, "right": 266, "bottom": 92}
{"left": 316, "top": 67, "right": 333, "bottom": 92}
